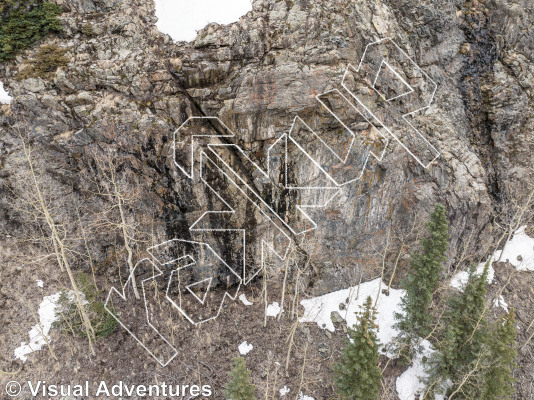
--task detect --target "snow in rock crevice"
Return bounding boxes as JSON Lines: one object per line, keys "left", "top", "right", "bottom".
{"left": 0, "top": 81, "right": 12, "bottom": 104}
{"left": 154, "top": 0, "right": 252, "bottom": 42}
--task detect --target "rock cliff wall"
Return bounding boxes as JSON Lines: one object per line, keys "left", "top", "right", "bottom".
{"left": 0, "top": 0, "right": 532, "bottom": 294}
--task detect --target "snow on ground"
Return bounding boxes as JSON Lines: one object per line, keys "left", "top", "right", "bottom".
{"left": 239, "top": 293, "right": 253, "bottom": 306}
{"left": 396, "top": 338, "right": 451, "bottom": 400}
{"left": 395, "top": 339, "right": 448, "bottom": 400}
{"left": 299, "top": 278, "right": 452, "bottom": 399}
{"left": 238, "top": 340, "right": 253, "bottom": 355}
{"left": 266, "top": 301, "right": 281, "bottom": 317}
{"left": 36, "top": 280, "right": 44, "bottom": 288}
{"left": 298, "top": 227, "right": 534, "bottom": 399}
{"left": 297, "top": 392, "right": 314, "bottom": 400}
{"left": 14, "top": 292, "right": 62, "bottom": 362}
{"left": 494, "top": 225, "right": 534, "bottom": 271}
{"left": 494, "top": 295, "right": 509, "bottom": 312}
{"left": 279, "top": 386, "right": 290, "bottom": 396}
{"left": 451, "top": 225, "right": 534, "bottom": 291}
{"left": 15, "top": 290, "right": 85, "bottom": 362}
{"left": 450, "top": 255, "right": 495, "bottom": 290}
{"left": 154, "top": 0, "right": 252, "bottom": 42}
{"left": 300, "top": 278, "right": 404, "bottom": 354}
{"left": 396, "top": 340, "right": 432, "bottom": 400}
{"left": 0, "top": 81, "right": 12, "bottom": 104}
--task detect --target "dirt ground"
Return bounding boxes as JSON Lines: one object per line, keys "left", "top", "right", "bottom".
{"left": 0, "top": 236, "right": 401, "bottom": 400}
{"left": 1, "top": 235, "right": 533, "bottom": 400}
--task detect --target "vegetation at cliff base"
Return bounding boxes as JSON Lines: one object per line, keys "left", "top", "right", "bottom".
{"left": 333, "top": 296, "right": 381, "bottom": 400}
{"left": 394, "top": 203, "right": 449, "bottom": 358}
{"left": 55, "top": 272, "right": 117, "bottom": 340}
{"left": 225, "top": 357, "right": 257, "bottom": 400}
{"left": 481, "top": 309, "right": 517, "bottom": 400}
{"left": 391, "top": 203, "right": 518, "bottom": 399}
{"left": 0, "top": 0, "right": 62, "bottom": 62}
{"left": 426, "top": 262, "right": 490, "bottom": 398}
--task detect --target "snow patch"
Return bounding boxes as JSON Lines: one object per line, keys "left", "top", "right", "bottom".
{"left": 0, "top": 81, "right": 12, "bottom": 104}
{"left": 154, "top": 0, "right": 252, "bottom": 42}
{"left": 279, "top": 386, "right": 290, "bottom": 396}
{"left": 493, "top": 295, "right": 509, "bottom": 312}
{"left": 297, "top": 392, "right": 314, "bottom": 400}
{"left": 494, "top": 225, "right": 534, "bottom": 271}
{"left": 266, "top": 302, "right": 281, "bottom": 317}
{"left": 396, "top": 340, "right": 433, "bottom": 400}
{"left": 451, "top": 225, "right": 533, "bottom": 291}
{"left": 14, "top": 292, "right": 61, "bottom": 362}
{"left": 396, "top": 339, "right": 450, "bottom": 400}
{"left": 450, "top": 256, "right": 495, "bottom": 290}
{"left": 239, "top": 293, "right": 253, "bottom": 306}
{"left": 36, "top": 280, "right": 44, "bottom": 288}
{"left": 238, "top": 341, "right": 253, "bottom": 355}
{"left": 299, "top": 278, "right": 404, "bottom": 354}
{"left": 14, "top": 291, "right": 86, "bottom": 362}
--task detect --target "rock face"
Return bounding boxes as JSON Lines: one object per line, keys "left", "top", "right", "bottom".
{"left": 0, "top": 0, "right": 533, "bottom": 296}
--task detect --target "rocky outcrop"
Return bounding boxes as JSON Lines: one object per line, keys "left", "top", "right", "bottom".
{"left": 0, "top": 0, "right": 532, "bottom": 296}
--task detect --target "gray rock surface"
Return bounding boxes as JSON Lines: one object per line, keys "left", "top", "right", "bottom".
{"left": 0, "top": 0, "right": 532, "bottom": 295}
{"left": 0, "top": 0, "right": 533, "bottom": 398}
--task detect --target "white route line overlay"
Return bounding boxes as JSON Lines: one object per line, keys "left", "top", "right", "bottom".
{"left": 105, "top": 258, "right": 179, "bottom": 367}
{"left": 106, "top": 37, "right": 439, "bottom": 366}
{"left": 341, "top": 37, "right": 439, "bottom": 168}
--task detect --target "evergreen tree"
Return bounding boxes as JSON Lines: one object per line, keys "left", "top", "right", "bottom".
{"left": 333, "top": 296, "right": 381, "bottom": 400}
{"left": 427, "top": 262, "right": 490, "bottom": 399}
{"left": 481, "top": 309, "right": 517, "bottom": 400}
{"left": 225, "top": 357, "right": 257, "bottom": 400}
{"left": 0, "top": 1, "right": 63, "bottom": 62}
{"left": 444, "top": 262, "right": 488, "bottom": 370}
{"left": 394, "top": 203, "right": 449, "bottom": 352}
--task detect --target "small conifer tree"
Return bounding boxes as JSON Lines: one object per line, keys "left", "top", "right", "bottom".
{"left": 481, "top": 309, "right": 517, "bottom": 400}
{"left": 394, "top": 203, "right": 449, "bottom": 356}
{"left": 442, "top": 262, "right": 489, "bottom": 373}
{"left": 333, "top": 296, "right": 381, "bottom": 400}
{"left": 426, "top": 262, "right": 489, "bottom": 398}
{"left": 225, "top": 357, "right": 257, "bottom": 400}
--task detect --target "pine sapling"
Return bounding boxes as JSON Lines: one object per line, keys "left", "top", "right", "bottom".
{"left": 333, "top": 296, "right": 381, "bottom": 400}
{"left": 426, "top": 261, "right": 490, "bottom": 399}
{"left": 225, "top": 357, "right": 257, "bottom": 400}
{"left": 481, "top": 309, "right": 517, "bottom": 400}
{"left": 394, "top": 203, "right": 449, "bottom": 358}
